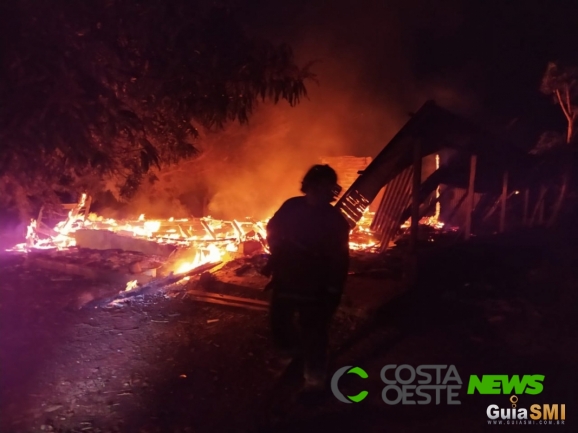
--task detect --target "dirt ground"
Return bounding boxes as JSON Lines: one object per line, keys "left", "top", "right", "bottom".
{"left": 1, "top": 229, "right": 577, "bottom": 433}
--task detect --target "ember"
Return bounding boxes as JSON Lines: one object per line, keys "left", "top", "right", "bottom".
{"left": 400, "top": 215, "right": 445, "bottom": 230}
{"left": 7, "top": 195, "right": 381, "bottom": 275}
{"left": 125, "top": 280, "right": 138, "bottom": 291}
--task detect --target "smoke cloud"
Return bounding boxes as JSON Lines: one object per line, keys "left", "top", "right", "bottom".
{"left": 127, "top": 0, "right": 478, "bottom": 219}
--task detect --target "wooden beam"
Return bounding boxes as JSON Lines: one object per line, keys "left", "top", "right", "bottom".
{"left": 84, "top": 261, "right": 224, "bottom": 309}
{"left": 186, "top": 295, "right": 268, "bottom": 312}
{"left": 401, "top": 186, "right": 452, "bottom": 223}
{"left": 446, "top": 188, "right": 468, "bottom": 226}
{"left": 529, "top": 185, "right": 547, "bottom": 227}
{"left": 410, "top": 139, "right": 422, "bottom": 252}
{"left": 499, "top": 171, "right": 508, "bottom": 232}
{"left": 200, "top": 219, "right": 217, "bottom": 239}
{"left": 482, "top": 191, "right": 516, "bottom": 222}
{"left": 185, "top": 289, "right": 269, "bottom": 306}
{"left": 464, "top": 154, "right": 477, "bottom": 240}
{"left": 538, "top": 199, "right": 545, "bottom": 225}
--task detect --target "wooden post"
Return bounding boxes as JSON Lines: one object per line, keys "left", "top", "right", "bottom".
{"left": 410, "top": 140, "right": 422, "bottom": 253}
{"left": 522, "top": 189, "right": 529, "bottom": 226}
{"left": 499, "top": 171, "right": 508, "bottom": 233}
{"left": 483, "top": 191, "right": 516, "bottom": 222}
{"left": 529, "top": 185, "right": 547, "bottom": 227}
{"left": 403, "top": 140, "right": 422, "bottom": 290}
{"left": 446, "top": 188, "right": 468, "bottom": 226}
{"left": 538, "top": 199, "right": 545, "bottom": 225}
{"left": 464, "top": 154, "right": 477, "bottom": 240}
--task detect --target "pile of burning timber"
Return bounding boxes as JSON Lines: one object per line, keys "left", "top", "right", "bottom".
{"left": 7, "top": 194, "right": 380, "bottom": 293}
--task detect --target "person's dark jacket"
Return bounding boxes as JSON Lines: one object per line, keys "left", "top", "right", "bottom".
{"left": 266, "top": 196, "right": 350, "bottom": 300}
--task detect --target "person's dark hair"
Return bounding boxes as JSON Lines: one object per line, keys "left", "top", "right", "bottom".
{"left": 301, "top": 164, "right": 338, "bottom": 193}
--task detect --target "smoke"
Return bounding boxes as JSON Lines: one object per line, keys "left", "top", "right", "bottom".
{"left": 128, "top": 0, "right": 479, "bottom": 219}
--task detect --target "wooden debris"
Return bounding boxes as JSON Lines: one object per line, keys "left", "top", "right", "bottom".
{"left": 234, "top": 263, "right": 252, "bottom": 276}
{"left": 88, "top": 261, "right": 222, "bottom": 308}
{"left": 197, "top": 271, "right": 216, "bottom": 289}
{"left": 464, "top": 154, "right": 477, "bottom": 240}
{"left": 44, "top": 405, "right": 62, "bottom": 412}
{"left": 74, "top": 229, "right": 177, "bottom": 257}
{"left": 200, "top": 219, "right": 217, "bottom": 239}
{"left": 187, "top": 289, "right": 268, "bottom": 306}
{"left": 27, "top": 256, "right": 155, "bottom": 285}
{"left": 186, "top": 295, "right": 268, "bottom": 312}
{"left": 242, "top": 240, "right": 262, "bottom": 256}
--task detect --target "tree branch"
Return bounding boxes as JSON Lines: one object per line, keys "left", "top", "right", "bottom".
{"left": 556, "top": 89, "right": 573, "bottom": 123}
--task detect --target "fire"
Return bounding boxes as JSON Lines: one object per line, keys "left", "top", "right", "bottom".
{"left": 125, "top": 280, "right": 138, "bottom": 291}
{"left": 26, "top": 219, "right": 38, "bottom": 247}
{"left": 174, "top": 244, "right": 224, "bottom": 274}
{"left": 400, "top": 215, "right": 445, "bottom": 230}
{"left": 434, "top": 154, "right": 441, "bottom": 221}
{"left": 8, "top": 194, "right": 381, "bottom": 273}
{"left": 144, "top": 220, "right": 161, "bottom": 234}
{"left": 349, "top": 209, "right": 378, "bottom": 251}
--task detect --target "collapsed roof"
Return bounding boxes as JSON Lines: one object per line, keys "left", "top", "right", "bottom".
{"left": 336, "top": 100, "right": 560, "bottom": 227}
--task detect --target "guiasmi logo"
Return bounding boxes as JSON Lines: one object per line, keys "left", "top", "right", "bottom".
{"left": 486, "top": 395, "right": 566, "bottom": 426}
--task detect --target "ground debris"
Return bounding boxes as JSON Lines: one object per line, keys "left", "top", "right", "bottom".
{"left": 2, "top": 234, "right": 577, "bottom": 433}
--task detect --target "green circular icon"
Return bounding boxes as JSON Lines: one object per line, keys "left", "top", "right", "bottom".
{"left": 331, "top": 366, "right": 369, "bottom": 403}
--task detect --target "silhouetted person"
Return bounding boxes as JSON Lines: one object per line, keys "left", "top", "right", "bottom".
{"left": 266, "top": 164, "right": 350, "bottom": 389}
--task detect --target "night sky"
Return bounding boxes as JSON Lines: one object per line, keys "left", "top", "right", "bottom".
{"left": 184, "top": 0, "right": 578, "bottom": 217}
{"left": 5, "top": 0, "right": 578, "bottom": 217}
{"left": 238, "top": 0, "right": 578, "bottom": 145}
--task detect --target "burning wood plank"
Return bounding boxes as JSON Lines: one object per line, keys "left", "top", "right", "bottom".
{"left": 88, "top": 261, "right": 224, "bottom": 308}
{"left": 8, "top": 188, "right": 380, "bottom": 263}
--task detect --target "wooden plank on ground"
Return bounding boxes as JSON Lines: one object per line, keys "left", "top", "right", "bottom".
{"left": 186, "top": 295, "right": 268, "bottom": 311}
{"left": 185, "top": 289, "right": 269, "bottom": 306}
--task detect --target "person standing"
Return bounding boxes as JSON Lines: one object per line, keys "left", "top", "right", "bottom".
{"left": 265, "top": 164, "right": 350, "bottom": 389}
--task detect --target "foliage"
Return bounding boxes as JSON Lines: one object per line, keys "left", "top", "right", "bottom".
{"left": 538, "top": 62, "right": 578, "bottom": 226}
{"left": 0, "top": 0, "right": 313, "bottom": 219}
{"left": 540, "top": 62, "right": 578, "bottom": 143}
{"left": 529, "top": 131, "right": 564, "bottom": 155}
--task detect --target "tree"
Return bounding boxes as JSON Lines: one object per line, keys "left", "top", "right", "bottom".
{"left": 540, "top": 62, "right": 578, "bottom": 144}
{"left": 539, "top": 62, "right": 578, "bottom": 225}
{"left": 0, "top": 0, "right": 314, "bottom": 220}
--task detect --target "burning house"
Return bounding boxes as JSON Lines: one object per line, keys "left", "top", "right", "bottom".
{"left": 4, "top": 0, "right": 578, "bottom": 430}
{"left": 338, "top": 100, "right": 566, "bottom": 250}
{"left": 6, "top": 100, "right": 567, "bottom": 308}
{"left": 1, "top": 100, "right": 576, "bottom": 433}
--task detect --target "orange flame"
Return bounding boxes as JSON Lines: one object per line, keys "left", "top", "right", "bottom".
{"left": 8, "top": 197, "right": 380, "bottom": 269}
